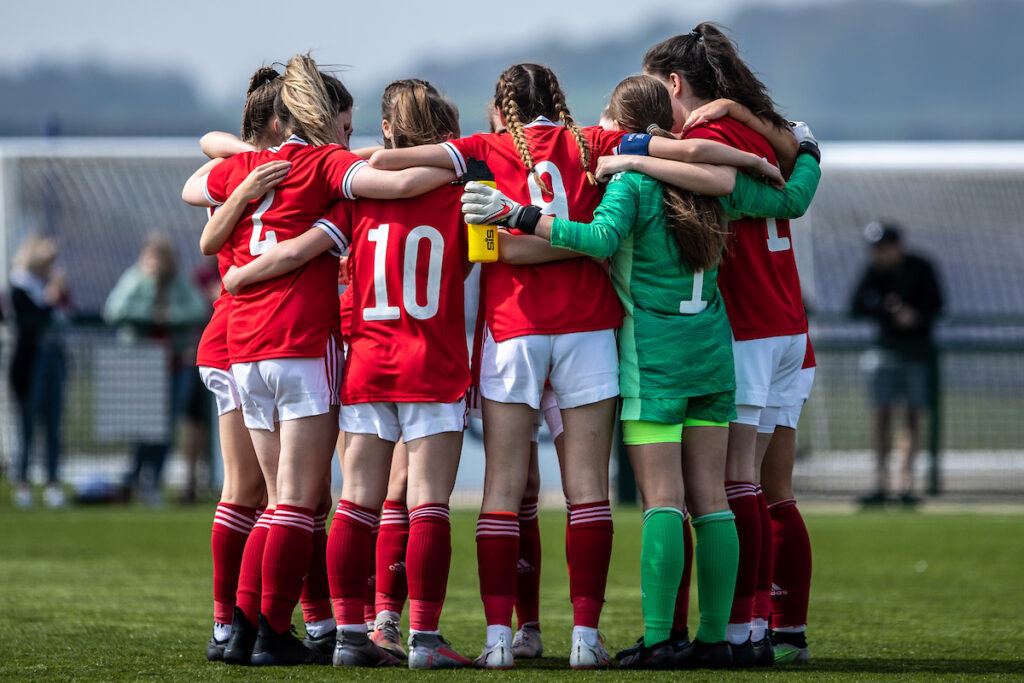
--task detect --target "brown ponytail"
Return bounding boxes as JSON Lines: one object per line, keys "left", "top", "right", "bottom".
{"left": 241, "top": 66, "right": 283, "bottom": 148}
{"left": 274, "top": 53, "right": 353, "bottom": 147}
{"left": 380, "top": 79, "right": 460, "bottom": 149}
{"left": 643, "top": 23, "right": 787, "bottom": 130}
{"left": 609, "top": 75, "right": 728, "bottom": 272}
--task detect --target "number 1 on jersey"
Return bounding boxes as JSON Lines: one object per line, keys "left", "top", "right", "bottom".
{"left": 766, "top": 218, "right": 791, "bottom": 252}
{"left": 362, "top": 223, "right": 444, "bottom": 322}
{"left": 679, "top": 270, "right": 708, "bottom": 314}
{"left": 363, "top": 224, "right": 402, "bottom": 321}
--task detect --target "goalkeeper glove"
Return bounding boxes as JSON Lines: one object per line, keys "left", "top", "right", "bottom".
{"left": 461, "top": 181, "right": 543, "bottom": 234}
{"left": 789, "top": 121, "right": 820, "bottom": 163}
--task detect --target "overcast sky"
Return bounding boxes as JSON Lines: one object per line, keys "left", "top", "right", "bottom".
{"left": 4, "top": 0, "right": 941, "bottom": 103}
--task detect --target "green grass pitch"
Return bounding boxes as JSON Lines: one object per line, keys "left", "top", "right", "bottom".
{"left": 0, "top": 505, "right": 1021, "bottom": 680}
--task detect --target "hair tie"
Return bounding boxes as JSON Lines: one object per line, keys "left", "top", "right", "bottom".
{"left": 689, "top": 28, "right": 704, "bottom": 42}
{"left": 646, "top": 123, "right": 660, "bottom": 134}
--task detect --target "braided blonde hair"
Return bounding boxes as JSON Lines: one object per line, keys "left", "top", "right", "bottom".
{"left": 543, "top": 65, "right": 596, "bottom": 186}
{"left": 493, "top": 64, "right": 597, "bottom": 195}
{"left": 274, "top": 53, "right": 353, "bottom": 147}
{"left": 497, "top": 69, "right": 550, "bottom": 195}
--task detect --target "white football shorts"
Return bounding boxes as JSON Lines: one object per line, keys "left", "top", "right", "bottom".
{"left": 341, "top": 399, "right": 467, "bottom": 442}
{"left": 775, "top": 366, "right": 816, "bottom": 430}
{"left": 231, "top": 341, "right": 343, "bottom": 432}
{"left": 199, "top": 366, "right": 241, "bottom": 416}
{"left": 732, "top": 333, "right": 808, "bottom": 409}
{"left": 479, "top": 327, "right": 619, "bottom": 410}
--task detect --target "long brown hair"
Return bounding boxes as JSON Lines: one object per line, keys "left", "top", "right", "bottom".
{"left": 609, "top": 75, "right": 727, "bottom": 272}
{"left": 493, "top": 63, "right": 595, "bottom": 194}
{"left": 241, "top": 66, "right": 284, "bottom": 148}
{"left": 273, "top": 54, "right": 353, "bottom": 147}
{"left": 380, "top": 79, "right": 459, "bottom": 149}
{"left": 642, "top": 23, "right": 787, "bottom": 130}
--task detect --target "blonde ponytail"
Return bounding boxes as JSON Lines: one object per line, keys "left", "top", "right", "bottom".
{"left": 274, "top": 53, "right": 353, "bottom": 146}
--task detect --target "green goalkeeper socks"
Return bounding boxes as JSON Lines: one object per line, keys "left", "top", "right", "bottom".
{"left": 692, "top": 509, "right": 739, "bottom": 644}
{"left": 640, "top": 507, "right": 686, "bottom": 646}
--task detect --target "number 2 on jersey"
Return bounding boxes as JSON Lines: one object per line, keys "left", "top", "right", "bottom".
{"left": 249, "top": 189, "right": 278, "bottom": 255}
{"left": 362, "top": 223, "right": 444, "bottom": 322}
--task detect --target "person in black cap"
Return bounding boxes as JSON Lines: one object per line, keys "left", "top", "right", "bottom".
{"left": 850, "top": 222, "right": 943, "bottom": 506}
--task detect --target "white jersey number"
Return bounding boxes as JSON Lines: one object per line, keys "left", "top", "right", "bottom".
{"left": 362, "top": 223, "right": 444, "bottom": 322}
{"left": 527, "top": 161, "right": 570, "bottom": 219}
{"left": 248, "top": 189, "right": 278, "bottom": 256}
{"left": 766, "top": 218, "right": 791, "bottom": 252}
{"left": 679, "top": 269, "right": 709, "bottom": 314}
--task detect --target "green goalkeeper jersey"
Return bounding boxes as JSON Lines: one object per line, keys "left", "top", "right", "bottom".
{"left": 550, "top": 155, "right": 820, "bottom": 402}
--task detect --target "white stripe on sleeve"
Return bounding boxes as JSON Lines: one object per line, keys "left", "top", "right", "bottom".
{"left": 202, "top": 175, "right": 224, "bottom": 206}
{"left": 341, "top": 160, "right": 368, "bottom": 200}
{"left": 314, "top": 218, "right": 350, "bottom": 254}
{"left": 440, "top": 141, "right": 467, "bottom": 177}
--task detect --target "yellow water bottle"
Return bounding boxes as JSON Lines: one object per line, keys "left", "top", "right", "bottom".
{"left": 464, "top": 159, "right": 499, "bottom": 263}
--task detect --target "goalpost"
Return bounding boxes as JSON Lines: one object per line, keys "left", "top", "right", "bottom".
{"left": 1, "top": 138, "right": 1023, "bottom": 497}
{"left": 792, "top": 141, "right": 1024, "bottom": 496}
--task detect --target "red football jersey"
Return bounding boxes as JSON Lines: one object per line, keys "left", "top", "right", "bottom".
{"left": 196, "top": 206, "right": 232, "bottom": 370}
{"left": 203, "top": 136, "right": 363, "bottom": 362}
{"left": 196, "top": 240, "right": 233, "bottom": 370}
{"left": 685, "top": 118, "right": 807, "bottom": 341}
{"left": 803, "top": 335, "right": 816, "bottom": 369}
{"left": 318, "top": 184, "right": 471, "bottom": 403}
{"left": 338, "top": 282, "right": 353, "bottom": 345}
{"left": 440, "top": 120, "right": 624, "bottom": 341}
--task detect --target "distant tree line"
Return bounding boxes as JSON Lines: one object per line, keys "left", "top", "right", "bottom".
{"left": 2, "top": 0, "right": 1021, "bottom": 140}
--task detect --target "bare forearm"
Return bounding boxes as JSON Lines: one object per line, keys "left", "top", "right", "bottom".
{"left": 649, "top": 137, "right": 763, "bottom": 171}
{"left": 182, "top": 158, "right": 223, "bottom": 206}
{"left": 351, "top": 165, "right": 456, "bottom": 199}
{"left": 200, "top": 194, "right": 247, "bottom": 255}
{"left": 613, "top": 157, "right": 737, "bottom": 197}
{"left": 227, "top": 230, "right": 336, "bottom": 292}
{"left": 725, "top": 104, "right": 797, "bottom": 177}
{"left": 200, "top": 132, "right": 255, "bottom": 159}
{"left": 368, "top": 145, "right": 454, "bottom": 171}
{"left": 498, "top": 230, "right": 577, "bottom": 264}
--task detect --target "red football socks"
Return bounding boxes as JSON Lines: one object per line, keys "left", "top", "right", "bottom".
{"left": 769, "top": 498, "right": 812, "bottom": 629}
{"left": 753, "top": 487, "right": 775, "bottom": 634}
{"left": 327, "top": 500, "right": 379, "bottom": 627}
{"left": 476, "top": 511, "right": 519, "bottom": 627}
{"left": 515, "top": 496, "right": 542, "bottom": 630}
{"left": 726, "top": 482, "right": 761, "bottom": 630}
{"left": 567, "top": 500, "right": 613, "bottom": 629}
{"left": 300, "top": 503, "right": 333, "bottom": 624}
{"left": 375, "top": 499, "right": 409, "bottom": 616}
{"left": 406, "top": 504, "right": 451, "bottom": 632}
{"left": 211, "top": 503, "right": 257, "bottom": 625}
{"left": 235, "top": 508, "right": 273, "bottom": 626}
{"left": 261, "top": 504, "right": 315, "bottom": 633}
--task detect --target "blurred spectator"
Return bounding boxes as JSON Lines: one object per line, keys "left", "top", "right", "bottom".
{"left": 9, "top": 236, "right": 71, "bottom": 509}
{"left": 851, "top": 222, "right": 943, "bottom": 505}
{"left": 103, "top": 233, "right": 208, "bottom": 505}
{"left": 179, "top": 256, "right": 219, "bottom": 503}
